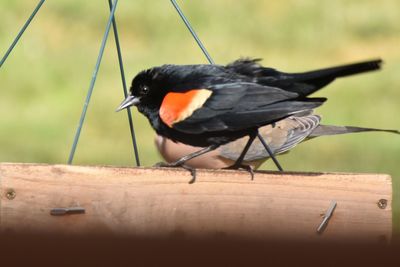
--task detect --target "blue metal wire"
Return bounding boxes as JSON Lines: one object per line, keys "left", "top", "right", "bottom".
{"left": 68, "top": 0, "right": 119, "bottom": 164}
{"left": 170, "top": 0, "right": 284, "bottom": 171}
{"left": 0, "top": 0, "right": 45, "bottom": 68}
{"left": 107, "top": 0, "right": 140, "bottom": 166}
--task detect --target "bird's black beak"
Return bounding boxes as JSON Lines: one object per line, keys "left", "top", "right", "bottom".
{"left": 116, "top": 95, "right": 140, "bottom": 112}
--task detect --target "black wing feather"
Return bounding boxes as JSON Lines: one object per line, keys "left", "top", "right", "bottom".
{"left": 172, "top": 82, "right": 326, "bottom": 134}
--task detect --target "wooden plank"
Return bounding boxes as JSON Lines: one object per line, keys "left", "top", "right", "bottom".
{"left": 0, "top": 163, "right": 392, "bottom": 242}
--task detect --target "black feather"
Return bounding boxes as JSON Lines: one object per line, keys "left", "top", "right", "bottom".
{"left": 228, "top": 58, "right": 382, "bottom": 96}
{"left": 310, "top": 124, "right": 399, "bottom": 137}
{"left": 174, "top": 97, "right": 326, "bottom": 134}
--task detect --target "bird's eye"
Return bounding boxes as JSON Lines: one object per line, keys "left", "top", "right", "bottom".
{"left": 141, "top": 85, "right": 149, "bottom": 95}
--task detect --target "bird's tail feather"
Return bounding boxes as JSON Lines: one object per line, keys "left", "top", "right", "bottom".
{"left": 256, "top": 59, "right": 383, "bottom": 96}
{"left": 291, "top": 59, "right": 383, "bottom": 81}
{"left": 309, "top": 124, "right": 399, "bottom": 137}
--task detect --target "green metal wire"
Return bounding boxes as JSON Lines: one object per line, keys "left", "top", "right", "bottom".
{"left": 0, "top": 0, "right": 45, "bottom": 68}
{"left": 68, "top": 0, "right": 119, "bottom": 164}
{"left": 107, "top": 0, "right": 140, "bottom": 166}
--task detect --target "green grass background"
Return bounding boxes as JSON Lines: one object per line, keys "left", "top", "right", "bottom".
{"left": 1, "top": 0, "right": 399, "bottom": 228}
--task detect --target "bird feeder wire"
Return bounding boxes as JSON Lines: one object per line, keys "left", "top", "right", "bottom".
{"left": 68, "top": 0, "right": 120, "bottom": 164}
{"left": 0, "top": 0, "right": 46, "bottom": 68}
{"left": 107, "top": 0, "right": 141, "bottom": 166}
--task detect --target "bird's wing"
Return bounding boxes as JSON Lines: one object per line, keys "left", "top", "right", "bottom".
{"left": 220, "top": 113, "right": 321, "bottom": 162}
{"left": 272, "top": 114, "right": 321, "bottom": 155}
{"left": 159, "top": 82, "right": 326, "bottom": 134}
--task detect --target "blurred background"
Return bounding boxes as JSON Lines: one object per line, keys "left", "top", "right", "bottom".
{"left": 1, "top": 0, "right": 399, "bottom": 225}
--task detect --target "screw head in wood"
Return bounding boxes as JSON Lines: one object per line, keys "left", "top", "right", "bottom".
{"left": 5, "top": 189, "right": 16, "bottom": 200}
{"left": 377, "top": 199, "right": 387, "bottom": 209}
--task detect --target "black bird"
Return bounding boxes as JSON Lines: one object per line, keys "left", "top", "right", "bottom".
{"left": 117, "top": 58, "right": 382, "bottom": 176}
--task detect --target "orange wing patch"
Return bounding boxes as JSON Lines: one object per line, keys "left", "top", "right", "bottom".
{"left": 160, "top": 89, "right": 212, "bottom": 127}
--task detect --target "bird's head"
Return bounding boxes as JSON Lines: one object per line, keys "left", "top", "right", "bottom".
{"left": 116, "top": 68, "right": 165, "bottom": 112}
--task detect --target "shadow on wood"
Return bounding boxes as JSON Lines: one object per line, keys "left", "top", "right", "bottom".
{"left": 1, "top": 233, "right": 400, "bottom": 267}
{"left": 0, "top": 163, "right": 392, "bottom": 242}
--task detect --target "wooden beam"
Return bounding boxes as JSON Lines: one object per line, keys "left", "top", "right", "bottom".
{"left": 0, "top": 163, "right": 392, "bottom": 242}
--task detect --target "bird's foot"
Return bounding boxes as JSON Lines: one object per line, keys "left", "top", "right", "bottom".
{"left": 154, "top": 162, "right": 197, "bottom": 184}
{"left": 224, "top": 164, "right": 255, "bottom": 180}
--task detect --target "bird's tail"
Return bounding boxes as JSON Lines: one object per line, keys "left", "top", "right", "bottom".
{"left": 284, "top": 59, "right": 383, "bottom": 96}
{"left": 294, "top": 59, "right": 382, "bottom": 80}
{"left": 309, "top": 124, "right": 399, "bottom": 137}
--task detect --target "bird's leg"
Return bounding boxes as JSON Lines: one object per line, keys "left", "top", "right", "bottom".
{"left": 257, "top": 133, "right": 284, "bottom": 172}
{"left": 224, "top": 130, "right": 258, "bottom": 179}
{"left": 231, "top": 131, "right": 257, "bottom": 167}
{"left": 154, "top": 144, "right": 220, "bottom": 183}
{"left": 169, "top": 144, "right": 220, "bottom": 166}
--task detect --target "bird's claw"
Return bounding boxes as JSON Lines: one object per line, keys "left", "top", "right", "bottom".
{"left": 153, "top": 161, "right": 172, "bottom": 168}
{"left": 153, "top": 161, "right": 197, "bottom": 184}
{"left": 224, "top": 164, "right": 255, "bottom": 180}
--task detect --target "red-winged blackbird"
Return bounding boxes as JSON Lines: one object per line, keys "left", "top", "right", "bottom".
{"left": 117, "top": 58, "right": 383, "bottom": 175}
{"left": 155, "top": 112, "right": 399, "bottom": 170}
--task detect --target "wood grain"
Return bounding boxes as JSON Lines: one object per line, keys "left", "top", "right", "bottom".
{"left": 0, "top": 163, "right": 392, "bottom": 242}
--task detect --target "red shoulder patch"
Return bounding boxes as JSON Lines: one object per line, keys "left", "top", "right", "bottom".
{"left": 159, "top": 89, "right": 212, "bottom": 127}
